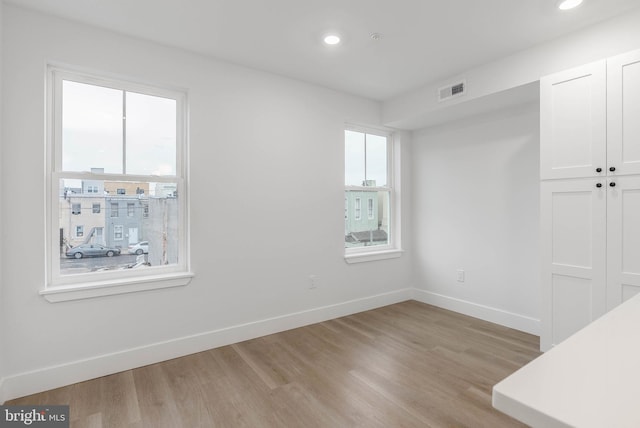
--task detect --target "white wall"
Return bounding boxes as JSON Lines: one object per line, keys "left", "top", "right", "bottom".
{"left": 412, "top": 102, "right": 540, "bottom": 334}
{"left": 0, "top": 0, "right": 6, "bottom": 401}
{"left": 384, "top": 7, "right": 640, "bottom": 130}
{"left": 0, "top": 5, "right": 413, "bottom": 401}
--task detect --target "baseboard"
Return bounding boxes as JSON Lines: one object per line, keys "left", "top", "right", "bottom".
{"left": 412, "top": 289, "right": 540, "bottom": 336}
{"left": 0, "top": 288, "right": 413, "bottom": 402}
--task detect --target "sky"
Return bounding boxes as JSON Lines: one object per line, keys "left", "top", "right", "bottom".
{"left": 345, "top": 130, "right": 388, "bottom": 187}
{"left": 62, "top": 80, "right": 177, "bottom": 176}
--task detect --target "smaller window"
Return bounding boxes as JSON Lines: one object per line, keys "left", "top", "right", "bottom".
{"left": 117, "top": 188, "right": 126, "bottom": 195}
{"left": 72, "top": 203, "right": 81, "bottom": 215}
{"left": 368, "top": 198, "right": 374, "bottom": 219}
{"left": 355, "top": 198, "right": 362, "bottom": 220}
{"left": 92, "top": 203, "right": 101, "bottom": 214}
{"left": 127, "top": 203, "right": 135, "bottom": 217}
{"left": 143, "top": 203, "right": 149, "bottom": 218}
{"left": 76, "top": 225, "right": 84, "bottom": 237}
{"left": 114, "top": 225, "right": 123, "bottom": 240}
{"left": 110, "top": 202, "right": 119, "bottom": 217}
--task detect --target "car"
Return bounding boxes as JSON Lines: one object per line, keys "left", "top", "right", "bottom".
{"left": 128, "top": 241, "right": 149, "bottom": 255}
{"left": 66, "top": 243, "right": 121, "bottom": 259}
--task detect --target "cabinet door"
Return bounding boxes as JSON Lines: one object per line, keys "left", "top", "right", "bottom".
{"left": 607, "top": 175, "right": 640, "bottom": 310}
{"left": 608, "top": 50, "right": 640, "bottom": 176}
{"left": 540, "top": 179, "right": 606, "bottom": 351}
{"left": 540, "top": 61, "right": 606, "bottom": 180}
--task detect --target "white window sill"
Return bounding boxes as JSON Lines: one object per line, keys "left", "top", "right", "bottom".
{"left": 40, "top": 272, "right": 194, "bottom": 302}
{"left": 344, "top": 249, "right": 404, "bottom": 264}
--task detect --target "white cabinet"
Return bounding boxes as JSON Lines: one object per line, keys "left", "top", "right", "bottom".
{"left": 540, "top": 60, "right": 606, "bottom": 180}
{"left": 608, "top": 50, "right": 640, "bottom": 176}
{"left": 606, "top": 175, "right": 640, "bottom": 309}
{"left": 540, "top": 179, "right": 606, "bottom": 351}
{"left": 540, "top": 49, "right": 640, "bottom": 351}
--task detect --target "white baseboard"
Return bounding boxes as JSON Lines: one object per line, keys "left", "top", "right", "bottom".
{"left": 412, "top": 289, "right": 540, "bottom": 336}
{"left": 0, "top": 288, "right": 413, "bottom": 403}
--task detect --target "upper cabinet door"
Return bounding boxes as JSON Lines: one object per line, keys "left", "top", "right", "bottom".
{"left": 540, "top": 60, "right": 607, "bottom": 180}
{"left": 608, "top": 49, "right": 640, "bottom": 176}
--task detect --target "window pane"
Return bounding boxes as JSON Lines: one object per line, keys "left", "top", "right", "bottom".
{"left": 344, "top": 190, "right": 389, "bottom": 248}
{"left": 365, "top": 134, "right": 388, "bottom": 187}
{"left": 58, "top": 178, "right": 180, "bottom": 275}
{"left": 345, "top": 130, "right": 365, "bottom": 186}
{"left": 126, "top": 92, "right": 177, "bottom": 176}
{"left": 62, "top": 81, "right": 123, "bottom": 173}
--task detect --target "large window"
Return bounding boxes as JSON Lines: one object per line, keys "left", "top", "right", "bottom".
{"left": 45, "top": 66, "right": 190, "bottom": 299}
{"left": 344, "top": 128, "right": 397, "bottom": 255}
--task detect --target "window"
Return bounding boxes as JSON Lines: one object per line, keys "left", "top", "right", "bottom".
{"left": 344, "top": 127, "right": 400, "bottom": 260}
{"left": 114, "top": 225, "right": 123, "bottom": 241}
{"left": 76, "top": 225, "right": 84, "bottom": 237}
{"left": 368, "top": 198, "right": 374, "bottom": 219}
{"left": 44, "top": 66, "right": 191, "bottom": 301}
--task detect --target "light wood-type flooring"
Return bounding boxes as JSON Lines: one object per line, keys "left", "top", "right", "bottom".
{"left": 7, "top": 301, "right": 541, "bottom": 427}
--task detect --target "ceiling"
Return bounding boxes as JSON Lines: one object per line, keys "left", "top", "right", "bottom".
{"left": 6, "top": 0, "right": 640, "bottom": 101}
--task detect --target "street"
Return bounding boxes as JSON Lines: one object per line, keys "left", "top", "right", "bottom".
{"left": 60, "top": 253, "right": 147, "bottom": 274}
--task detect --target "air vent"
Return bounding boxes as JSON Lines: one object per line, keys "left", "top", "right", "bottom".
{"left": 438, "top": 80, "right": 466, "bottom": 102}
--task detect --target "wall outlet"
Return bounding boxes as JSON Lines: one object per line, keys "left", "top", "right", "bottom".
{"left": 456, "top": 269, "right": 465, "bottom": 283}
{"left": 308, "top": 275, "right": 318, "bottom": 289}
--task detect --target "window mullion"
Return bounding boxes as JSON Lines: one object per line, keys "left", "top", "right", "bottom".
{"left": 363, "top": 133, "right": 367, "bottom": 185}
{"left": 122, "top": 90, "right": 127, "bottom": 175}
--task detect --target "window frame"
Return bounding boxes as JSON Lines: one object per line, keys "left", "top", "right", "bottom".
{"left": 354, "top": 197, "right": 362, "bottom": 221}
{"left": 344, "top": 125, "right": 402, "bottom": 263}
{"left": 42, "top": 65, "right": 192, "bottom": 302}
{"left": 113, "top": 225, "right": 124, "bottom": 241}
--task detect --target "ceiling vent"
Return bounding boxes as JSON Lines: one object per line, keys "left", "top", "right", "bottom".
{"left": 438, "top": 80, "right": 466, "bottom": 102}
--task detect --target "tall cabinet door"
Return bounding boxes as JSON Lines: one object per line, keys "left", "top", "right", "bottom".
{"left": 608, "top": 50, "right": 640, "bottom": 176}
{"left": 540, "top": 60, "right": 606, "bottom": 180}
{"left": 540, "top": 179, "right": 607, "bottom": 351}
{"left": 606, "top": 175, "right": 640, "bottom": 310}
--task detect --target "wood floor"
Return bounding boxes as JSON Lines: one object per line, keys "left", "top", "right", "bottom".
{"left": 7, "top": 301, "right": 541, "bottom": 427}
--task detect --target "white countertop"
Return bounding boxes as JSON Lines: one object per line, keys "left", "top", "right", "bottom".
{"left": 493, "top": 293, "right": 640, "bottom": 428}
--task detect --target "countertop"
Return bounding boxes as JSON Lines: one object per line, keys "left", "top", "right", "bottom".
{"left": 493, "top": 293, "right": 640, "bottom": 427}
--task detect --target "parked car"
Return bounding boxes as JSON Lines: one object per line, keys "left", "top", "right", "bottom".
{"left": 128, "top": 241, "right": 149, "bottom": 255}
{"left": 66, "top": 243, "right": 121, "bottom": 259}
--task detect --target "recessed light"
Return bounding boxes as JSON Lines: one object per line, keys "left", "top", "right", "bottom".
{"left": 557, "top": 0, "right": 583, "bottom": 10}
{"left": 323, "top": 34, "right": 341, "bottom": 45}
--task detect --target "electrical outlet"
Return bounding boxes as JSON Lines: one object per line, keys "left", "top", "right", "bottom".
{"left": 309, "top": 275, "right": 317, "bottom": 289}
{"left": 456, "top": 269, "right": 465, "bottom": 283}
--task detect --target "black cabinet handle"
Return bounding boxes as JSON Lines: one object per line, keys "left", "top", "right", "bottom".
{"left": 596, "top": 168, "right": 602, "bottom": 173}
{"left": 610, "top": 167, "right": 616, "bottom": 172}
{"left": 596, "top": 183, "right": 603, "bottom": 188}
{"left": 610, "top": 182, "right": 616, "bottom": 187}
